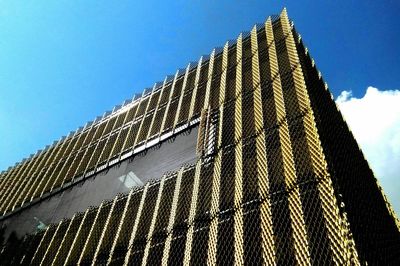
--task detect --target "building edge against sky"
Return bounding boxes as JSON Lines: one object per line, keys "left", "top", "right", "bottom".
{"left": 1, "top": 8, "right": 400, "bottom": 265}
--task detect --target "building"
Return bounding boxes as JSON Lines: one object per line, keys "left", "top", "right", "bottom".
{"left": 1, "top": 8, "right": 399, "bottom": 265}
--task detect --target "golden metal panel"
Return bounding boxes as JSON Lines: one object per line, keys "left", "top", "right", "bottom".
{"left": 161, "top": 168, "right": 183, "bottom": 266}
{"left": 133, "top": 85, "right": 157, "bottom": 148}
{"left": 173, "top": 64, "right": 192, "bottom": 128}
{"left": 119, "top": 95, "right": 144, "bottom": 153}
{"left": 145, "top": 78, "right": 167, "bottom": 142}
{"left": 40, "top": 219, "right": 70, "bottom": 265}
{"left": 51, "top": 213, "right": 84, "bottom": 265}
{"left": 122, "top": 183, "right": 150, "bottom": 264}
{"left": 266, "top": 16, "right": 311, "bottom": 265}
{"left": 233, "top": 33, "right": 244, "bottom": 266}
{"left": 280, "top": 9, "right": 360, "bottom": 264}
{"left": 30, "top": 224, "right": 58, "bottom": 265}
{"left": 203, "top": 43, "right": 228, "bottom": 266}
{"left": 146, "top": 78, "right": 169, "bottom": 140}
{"left": 188, "top": 57, "right": 204, "bottom": 120}
{"left": 107, "top": 189, "right": 141, "bottom": 264}
{"left": 29, "top": 147, "right": 62, "bottom": 200}
{"left": 64, "top": 206, "right": 99, "bottom": 265}
{"left": 21, "top": 145, "right": 62, "bottom": 204}
{"left": 0, "top": 158, "right": 31, "bottom": 213}
{"left": 251, "top": 25, "right": 277, "bottom": 265}
{"left": 182, "top": 161, "right": 202, "bottom": 265}
{"left": 141, "top": 176, "right": 166, "bottom": 265}
{"left": 13, "top": 148, "right": 50, "bottom": 205}
{"left": 2, "top": 151, "right": 44, "bottom": 212}
{"left": 32, "top": 139, "right": 75, "bottom": 200}
{"left": 203, "top": 51, "right": 216, "bottom": 113}
{"left": 160, "top": 71, "right": 180, "bottom": 133}
{"left": 78, "top": 201, "right": 113, "bottom": 264}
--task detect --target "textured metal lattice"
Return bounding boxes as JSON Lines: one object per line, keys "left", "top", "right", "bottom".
{"left": 1, "top": 8, "right": 400, "bottom": 265}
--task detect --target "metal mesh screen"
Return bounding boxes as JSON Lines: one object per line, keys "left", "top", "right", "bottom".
{"left": 1, "top": 8, "right": 399, "bottom": 265}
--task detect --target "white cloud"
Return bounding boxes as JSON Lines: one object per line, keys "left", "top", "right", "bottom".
{"left": 336, "top": 87, "right": 400, "bottom": 216}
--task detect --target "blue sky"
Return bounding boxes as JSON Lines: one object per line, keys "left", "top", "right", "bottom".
{"left": 1, "top": 1, "right": 399, "bottom": 212}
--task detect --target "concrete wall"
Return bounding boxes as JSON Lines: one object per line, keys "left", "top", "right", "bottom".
{"left": 0, "top": 127, "right": 198, "bottom": 240}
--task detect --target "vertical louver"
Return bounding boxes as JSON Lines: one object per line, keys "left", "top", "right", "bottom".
{"left": 1, "top": 8, "right": 399, "bottom": 265}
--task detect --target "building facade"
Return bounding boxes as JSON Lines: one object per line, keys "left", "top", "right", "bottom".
{"left": 1, "top": 8, "right": 399, "bottom": 265}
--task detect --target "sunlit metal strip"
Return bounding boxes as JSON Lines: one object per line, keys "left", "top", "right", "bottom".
{"left": 132, "top": 84, "right": 157, "bottom": 149}
{"left": 182, "top": 161, "right": 202, "bottom": 265}
{"left": 63, "top": 147, "right": 87, "bottom": 182}
{"left": 81, "top": 122, "right": 99, "bottom": 147}
{"left": 161, "top": 167, "right": 183, "bottom": 266}
{"left": 41, "top": 135, "right": 85, "bottom": 195}
{"left": 145, "top": 77, "right": 168, "bottom": 142}
{"left": 39, "top": 219, "right": 67, "bottom": 265}
{"left": 206, "top": 139, "right": 222, "bottom": 266}
{"left": 0, "top": 172, "right": 6, "bottom": 198}
{"left": 30, "top": 224, "right": 57, "bottom": 264}
{"left": 203, "top": 50, "right": 216, "bottom": 111}
{"left": 107, "top": 110, "right": 129, "bottom": 159}
{"left": 233, "top": 33, "right": 244, "bottom": 266}
{"left": 0, "top": 165, "right": 22, "bottom": 206}
{"left": 187, "top": 57, "right": 204, "bottom": 121}
{"left": 39, "top": 132, "right": 81, "bottom": 198}
{"left": 0, "top": 157, "right": 32, "bottom": 213}
{"left": 141, "top": 176, "right": 166, "bottom": 265}
{"left": 266, "top": 16, "right": 311, "bottom": 265}
{"left": 251, "top": 24, "right": 277, "bottom": 264}
{"left": 77, "top": 125, "right": 108, "bottom": 176}
{"left": 32, "top": 135, "right": 78, "bottom": 201}
{"left": 32, "top": 145, "right": 68, "bottom": 199}
{"left": 107, "top": 188, "right": 137, "bottom": 264}
{"left": 2, "top": 151, "right": 42, "bottom": 212}
{"left": 148, "top": 79, "right": 173, "bottom": 139}
{"left": 15, "top": 145, "right": 55, "bottom": 206}
{"left": 50, "top": 153, "right": 79, "bottom": 191}
{"left": 108, "top": 119, "right": 133, "bottom": 160}
{"left": 280, "top": 9, "right": 326, "bottom": 175}
{"left": 95, "top": 131, "right": 118, "bottom": 167}
{"left": 51, "top": 213, "right": 79, "bottom": 265}
{"left": 77, "top": 202, "right": 106, "bottom": 264}
{"left": 63, "top": 208, "right": 91, "bottom": 265}
{"left": 16, "top": 145, "right": 53, "bottom": 188}
{"left": 172, "top": 63, "right": 192, "bottom": 128}
{"left": 120, "top": 95, "right": 145, "bottom": 155}
{"left": 51, "top": 127, "right": 87, "bottom": 177}
{"left": 208, "top": 43, "right": 228, "bottom": 265}
{"left": 64, "top": 207, "right": 100, "bottom": 265}
{"left": 219, "top": 43, "right": 229, "bottom": 107}
{"left": 280, "top": 9, "right": 358, "bottom": 263}
{"left": 90, "top": 119, "right": 108, "bottom": 144}
{"left": 196, "top": 108, "right": 209, "bottom": 155}
{"left": 0, "top": 172, "right": 9, "bottom": 196}
{"left": 91, "top": 195, "right": 118, "bottom": 265}
{"left": 159, "top": 70, "right": 180, "bottom": 134}
{"left": 22, "top": 143, "right": 64, "bottom": 204}
{"left": 206, "top": 50, "right": 226, "bottom": 263}
{"left": 66, "top": 125, "right": 92, "bottom": 154}
{"left": 123, "top": 183, "right": 150, "bottom": 265}
{"left": 102, "top": 115, "right": 118, "bottom": 138}
{"left": 61, "top": 127, "right": 97, "bottom": 185}
{"left": 84, "top": 117, "right": 119, "bottom": 175}
{"left": 0, "top": 168, "right": 12, "bottom": 192}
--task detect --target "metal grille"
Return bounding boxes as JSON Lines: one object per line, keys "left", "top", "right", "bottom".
{"left": 1, "top": 8, "right": 399, "bottom": 265}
